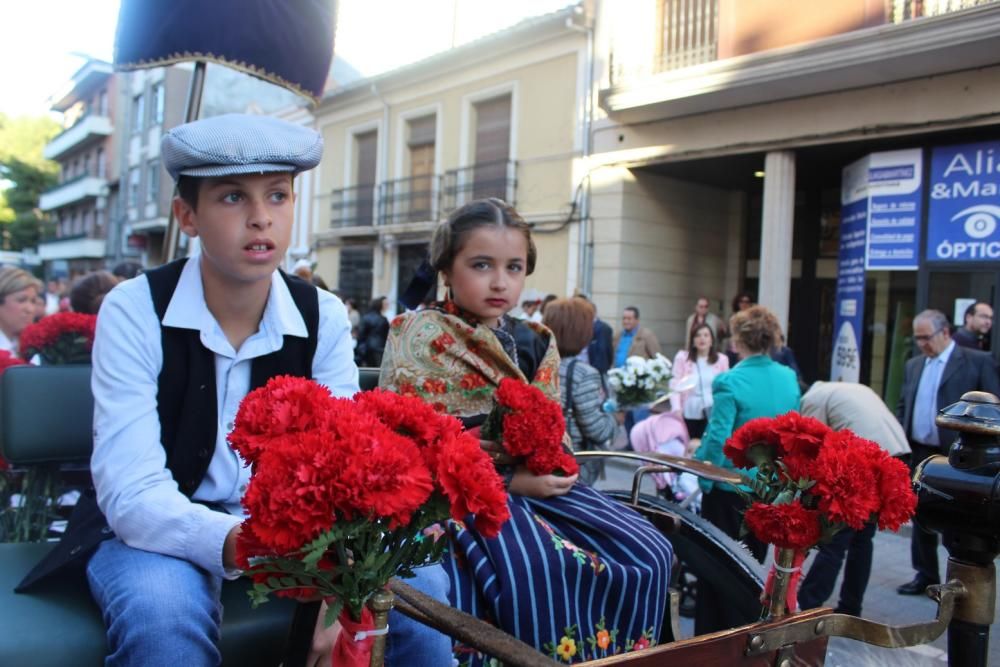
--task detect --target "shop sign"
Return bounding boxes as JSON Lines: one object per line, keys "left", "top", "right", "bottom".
{"left": 832, "top": 157, "right": 869, "bottom": 383}
{"left": 927, "top": 141, "right": 1000, "bottom": 262}
{"left": 865, "top": 149, "right": 922, "bottom": 270}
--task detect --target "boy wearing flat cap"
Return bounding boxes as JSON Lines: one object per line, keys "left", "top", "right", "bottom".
{"left": 18, "top": 114, "right": 452, "bottom": 666}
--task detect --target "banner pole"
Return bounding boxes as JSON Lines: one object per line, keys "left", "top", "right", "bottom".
{"left": 163, "top": 61, "right": 207, "bottom": 263}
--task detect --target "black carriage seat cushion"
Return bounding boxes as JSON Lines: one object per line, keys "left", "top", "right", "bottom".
{"left": 0, "top": 365, "right": 382, "bottom": 666}
{"left": 0, "top": 365, "right": 94, "bottom": 465}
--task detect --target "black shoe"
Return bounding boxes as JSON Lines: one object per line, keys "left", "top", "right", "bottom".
{"left": 896, "top": 577, "right": 937, "bottom": 595}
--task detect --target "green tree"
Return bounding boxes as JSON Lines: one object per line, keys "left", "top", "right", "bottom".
{"left": 0, "top": 114, "right": 60, "bottom": 250}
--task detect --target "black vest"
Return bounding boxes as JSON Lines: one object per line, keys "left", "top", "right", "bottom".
{"left": 147, "top": 258, "right": 319, "bottom": 495}
{"left": 17, "top": 259, "right": 319, "bottom": 591}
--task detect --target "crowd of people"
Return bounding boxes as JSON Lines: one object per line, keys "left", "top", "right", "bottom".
{"left": 3, "top": 111, "right": 998, "bottom": 665}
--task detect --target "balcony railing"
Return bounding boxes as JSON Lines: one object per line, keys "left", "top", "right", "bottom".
{"left": 441, "top": 160, "right": 517, "bottom": 214}
{"left": 657, "top": 0, "right": 719, "bottom": 73}
{"left": 38, "top": 173, "right": 108, "bottom": 212}
{"left": 43, "top": 114, "right": 113, "bottom": 161}
{"left": 379, "top": 174, "right": 439, "bottom": 226}
{"left": 329, "top": 184, "right": 377, "bottom": 228}
{"left": 609, "top": 0, "right": 999, "bottom": 87}
{"left": 890, "top": 0, "right": 998, "bottom": 21}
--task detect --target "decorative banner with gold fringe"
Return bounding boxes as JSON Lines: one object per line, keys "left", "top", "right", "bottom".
{"left": 113, "top": 0, "right": 336, "bottom": 105}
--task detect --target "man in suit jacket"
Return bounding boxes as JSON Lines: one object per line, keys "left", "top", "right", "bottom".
{"left": 895, "top": 309, "right": 1000, "bottom": 595}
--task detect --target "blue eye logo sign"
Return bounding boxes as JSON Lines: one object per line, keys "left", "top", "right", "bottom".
{"left": 952, "top": 205, "right": 999, "bottom": 239}
{"left": 928, "top": 141, "right": 1000, "bottom": 262}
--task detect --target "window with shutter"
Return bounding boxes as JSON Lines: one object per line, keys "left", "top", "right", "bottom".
{"left": 354, "top": 130, "right": 378, "bottom": 225}
{"left": 473, "top": 95, "right": 511, "bottom": 201}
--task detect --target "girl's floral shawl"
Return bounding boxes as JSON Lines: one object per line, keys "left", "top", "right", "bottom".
{"left": 379, "top": 304, "right": 562, "bottom": 417}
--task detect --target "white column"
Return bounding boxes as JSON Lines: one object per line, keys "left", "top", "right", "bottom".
{"left": 758, "top": 150, "right": 796, "bottom": 336}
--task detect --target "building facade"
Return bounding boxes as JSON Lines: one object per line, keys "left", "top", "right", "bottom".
{"left": 311, "top": 7, "right": 589, "bottom": 315}
{"left": 115, "top": 66, "right": 192, "bottom": 267}
{"left": 589, "top": 0, "right": 1000, "bottom": 399}
{"left": 38, "top": 59, "right": 119, "bottom": 278}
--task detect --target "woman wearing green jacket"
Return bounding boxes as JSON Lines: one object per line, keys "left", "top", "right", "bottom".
{"left": 692, "top": 305, "right": 801, "bottom": 633}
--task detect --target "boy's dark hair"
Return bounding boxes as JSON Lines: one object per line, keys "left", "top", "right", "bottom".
{"left": 625, "top": 306, "right": 640, "bottom": 319}
{"left": 430, "top": 198, "right": 536, "bottom": 275}
{"left": 176, "top": 176, "right": 202, "bottom": 211}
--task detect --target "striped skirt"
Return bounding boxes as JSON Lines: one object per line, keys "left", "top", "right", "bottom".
{"left": 446, "top": 484, "right": 673, "bottom": 664}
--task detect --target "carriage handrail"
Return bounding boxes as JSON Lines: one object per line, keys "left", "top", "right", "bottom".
{"left": 744, "top": 580, "right": 966, "bottom": 654}
{"left": 574, "top": 450, "right": 744, "bottom": 485}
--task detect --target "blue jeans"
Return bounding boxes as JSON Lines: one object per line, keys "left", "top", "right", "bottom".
{"left": 386, "top": 564, "right": 454, "bottom": 667}
{"left": 87, "top": 538, "right": 223, "bottom": 666}
{"left": 88, "top": 539, "right": 453, "bottom": 667}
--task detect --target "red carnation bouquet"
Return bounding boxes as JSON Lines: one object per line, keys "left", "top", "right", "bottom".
{"left": 19, "top": 312, "right": 97, "bottom": 364}
{"left": 724, "top": 412, "right": 916, "bottom": 616}
{"left": 481, "top": 378, "right": 579, "bottom": 477}
{"left": 228, "top": 376, "right": 509, "bottom": 664}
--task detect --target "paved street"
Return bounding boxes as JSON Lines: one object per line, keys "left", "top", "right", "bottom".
{"left": 595, "top": 456, "right": 998, "bottom": 666}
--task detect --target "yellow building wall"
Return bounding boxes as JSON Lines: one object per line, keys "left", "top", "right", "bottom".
{"left": 314, "top": 44, "right": 581, "bottom": 302}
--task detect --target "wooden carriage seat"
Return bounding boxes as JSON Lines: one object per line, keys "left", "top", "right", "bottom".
{"left": 0, "top": 365, "right": 382, "bottom": 666}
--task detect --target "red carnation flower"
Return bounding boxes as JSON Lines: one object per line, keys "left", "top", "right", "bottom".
{"left": 771, "top": 412, "right": 831, "bottom": 480}
{"left": 724, "top": 417, "right": 779, "bottom": 468}
{"left": 19, "top": 312, "right": 96, "bottom": 364}
{"left": 875, "top": 455, "right": 917, "bottom": 531}
{"left": 435, "top": 431, "right": 510, "bottom": 537}
{"left": 744, "top": 502, "right": 822, "bottom": 550}
{"left": 241, "top": 432, "right": 341, "bottom": 553}
{"left": 809, "top": 431, "right": 883, "bottom": 530}
{"left": 327, "top": 425, "right": 435, "bottom": 527}
{"left": 487, "top": 378, "right": 575, "bottom": 476}
{"left": 229, "top": 375, "right": 337, "bottom": 465}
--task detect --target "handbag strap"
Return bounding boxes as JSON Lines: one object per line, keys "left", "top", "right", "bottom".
{"left": 564, "top": 358, "right": 578, "bottom": 414}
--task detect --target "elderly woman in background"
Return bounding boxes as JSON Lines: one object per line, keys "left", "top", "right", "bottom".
{"left": 543, "top": 297, "right": 617, "bottom": 486}
{"left": 0, "top": 267, "right": 42, "bottom": 356}
{"left": 693, "top": 305, "right": 801, "bottom": 634}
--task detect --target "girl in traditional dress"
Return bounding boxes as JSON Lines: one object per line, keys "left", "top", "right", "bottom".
{"left": 379, "top": 198, "right": 673, "bottom": 664}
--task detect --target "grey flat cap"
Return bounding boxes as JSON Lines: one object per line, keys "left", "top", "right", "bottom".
{"left": 162, "top": 113, "right": 323, "bottom": 182}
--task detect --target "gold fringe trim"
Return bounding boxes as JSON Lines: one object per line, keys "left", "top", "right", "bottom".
{"left": 114, "top": 51, "right": 323, "bottom": 106}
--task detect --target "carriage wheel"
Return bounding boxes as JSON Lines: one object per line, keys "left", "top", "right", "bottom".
{"left": 603, "top": 491, "right": 766, "bottom": 640}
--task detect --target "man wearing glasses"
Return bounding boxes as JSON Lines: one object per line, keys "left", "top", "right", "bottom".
{"left": 895, "top": 309, "right": 1000, "bottom": 595}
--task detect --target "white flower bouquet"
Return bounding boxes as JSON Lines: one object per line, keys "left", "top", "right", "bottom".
{"left": 605, "top": 354, "right": 673, "bottom": 410}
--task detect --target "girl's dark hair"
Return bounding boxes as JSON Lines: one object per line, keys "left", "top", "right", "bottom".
{"left": 430, "top": 198, "right": 536, "bottom": 274}
{"left": 69, "top": 271, "right": 118, "bottom": 315}
{"left": 368, "top": 297, "right": 385, "bottom": 313}
{"left": 729, "top": 305, "right": 779, "bottom": 355}
{"left": 687, "top": 322, "right": 719, "bottom": 365}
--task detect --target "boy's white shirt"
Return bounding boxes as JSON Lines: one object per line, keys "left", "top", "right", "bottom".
{"left": 90, "top": 255, "right": 359, "bottom": 578}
